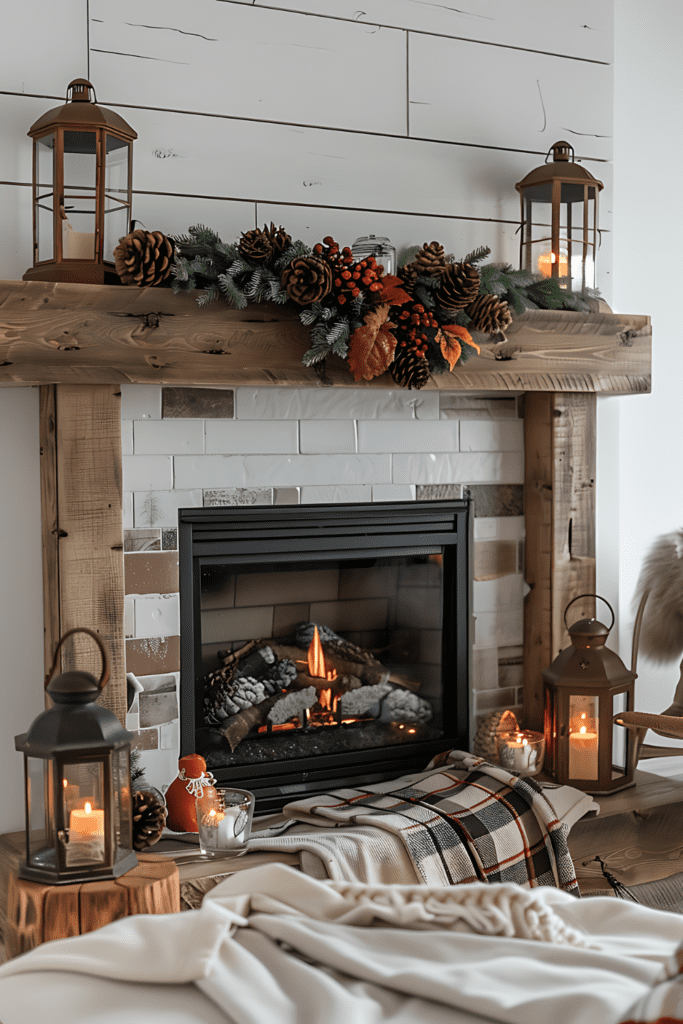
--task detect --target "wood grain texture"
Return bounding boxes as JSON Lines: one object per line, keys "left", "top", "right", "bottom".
{"left": 55, "top": 384, "right": 126, "bottom": 723}
{"left": 5, "top": 854, "right": 179, "bottom": 959}
{"left": 0, "top": 282, "right": 651, "bottom": 394}
{"left": 39, "top": 384, "right": 60, "bottom": 690}
{"left": 260, "top": 0, "right": 614, "bottom": 63}
{"left": 523, "top": 393, "right": 597, "bottom": 730}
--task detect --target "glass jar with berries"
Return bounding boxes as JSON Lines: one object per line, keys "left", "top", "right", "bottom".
{"left": 313, "top": 236, "right": 385, "bottom": 309}
{"left": 350, "top": 235, "right": 396, "bottom": 277}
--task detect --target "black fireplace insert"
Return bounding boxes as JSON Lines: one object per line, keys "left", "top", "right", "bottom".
{"left": 178, "top": 501, "right": 471, "bottom": 812}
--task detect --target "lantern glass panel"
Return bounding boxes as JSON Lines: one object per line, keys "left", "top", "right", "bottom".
{"left": 26, "top": 756, "right": 54, "bottom": 871}
{"left": 103, "top": 136, "right": 130, "bottom": 263}
{"left": 62, "top": 759, "right": 106, "bottom": 868}
{"left": 112, "top": 747, "right": 133, "bottom": 862}
{"left": 35, "top": 134, "right": 55, "bottom": 263}
{"left": 612, "top": 691, "right": 630, "bottom": 776}
{"left": 544, "top": 686, "right": 556, "bottom": 777}
{"left": 568, "top": 694, "right": 599, "bottom": 781}
{"left": 62, "top": 130, "right": 97, "bottom": 260}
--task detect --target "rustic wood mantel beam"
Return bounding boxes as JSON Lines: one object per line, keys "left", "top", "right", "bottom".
{"left": 1, "top": 281, "right": 651, "bottom": 394}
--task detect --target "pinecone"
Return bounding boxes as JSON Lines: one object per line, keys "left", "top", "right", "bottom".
{"left": 263, "top": 222, "right": 291, "bottom": 258}
{"left": 281, "top": 256, "right": 332, "bottom": 305}
{"left": 414, "top": 241, "right": 447, "bottom": 278}
{"left": 397, "top": 262, "right": 419, "bottom": 293}
{"left": 238, "top": 228, "right": 273, "bottom": 263}
{"left": 472, "top": 709, "right": 520, "bottom": 759}
{"left": 132, "top": 789, "right": 167, "bottom": 851}
{"left": 435, "top": 262, "right": 480, "bottom": 310}
{"left": 390, "top": 348, "right": 430, "bottom": 390}
{"left": 114, "top": 229, "right": 174, "bottom": 287}
{"left": 466, "top": 294, "right": 513, "bottom": 336}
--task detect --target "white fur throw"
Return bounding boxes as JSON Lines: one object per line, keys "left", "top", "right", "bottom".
{"left": 634, "top": 529, "right": 683, "bottom": 663}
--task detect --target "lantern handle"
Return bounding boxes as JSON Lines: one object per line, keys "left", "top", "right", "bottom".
{"left": 65, "top": 79, "right": 97, "bottom": 103}
{"left": 545, "top": 141, "right": 575, "bottom": 164}
{"left": 563, "top": 594, "right": 615, "bottom": 634}
{"left": 45, "top": 628, "right": 110, "bottom": 691}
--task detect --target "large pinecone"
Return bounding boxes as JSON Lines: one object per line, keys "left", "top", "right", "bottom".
{"left": 414, "top": 241, "right": 447, "bottom": 278}
{"left": 238, "top": 228, "right": 273, "bottom": 263}
{"left": 263, "top": 222, "right": 291, "bottom": 258}
{"left": 390, "top": 348, "right": 430, "bottom": 390}
{"left": 466, "top": 294, "right": 513, "bottom": 335}
{"left": 114, "top": 229, "right": 174, "bottom": 287}
{"left": 397, "top": 262, "right": 419, "bottom": 293}
{"left": 435, "top": 262, "right": 480, "bottom": 310}
{"left": 132, "top": 789, "right": 167, "bottom": 851}
{"left": 281, "top": 257, "right": 332, "bottom": 304}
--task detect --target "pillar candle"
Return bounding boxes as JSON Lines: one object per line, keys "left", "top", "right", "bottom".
{"left": 568, "top": 726, "right": 599, "bottom": 780}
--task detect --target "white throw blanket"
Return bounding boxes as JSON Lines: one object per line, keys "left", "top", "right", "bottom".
{"left": 2, "top": 863, "right": 683, "bottom": 1024}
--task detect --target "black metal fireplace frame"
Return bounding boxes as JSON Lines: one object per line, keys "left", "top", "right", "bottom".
{"left": 178, "top": 500, "right": 472, "bottom": 812}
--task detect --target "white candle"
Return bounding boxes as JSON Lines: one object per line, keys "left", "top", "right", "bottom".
{"left": 569, "top": 726, "right": 599, "bottom": 780}
{"left": 199, "top": 804, "right": 248, "bottom": 851}
{"left": 499, "top": 734, "right": 537, "bottom": 772}
{"left": 67, "top": 802, "right": 105, "bottom": 866}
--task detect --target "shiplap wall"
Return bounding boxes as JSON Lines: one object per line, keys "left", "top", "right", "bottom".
{"left": 0, "top": 0, "right": 613, "bottom": 297}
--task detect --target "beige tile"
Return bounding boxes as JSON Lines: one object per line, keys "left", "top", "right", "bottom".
{"left": 130, "top": 727, "right": 159, "bottom": 751}
{"left": 272, "top": 603, "right": 310, "bottom": 638}
{"left": 163, "top": 387, "right": 234, "bottom": 419}
{"left": 126, "top": 636, "right": 180, "bottom": 676}
{"left": 473, "top": 540, "right": 517, "bottom": 581}
{"left": 338, "top": 566, "right": 398, "bottom": 600}
{"left": 202, "top": 605, "right": 274, "bottom": 644}
{"left": 309, "top": 598, "right": 389, "bottom": 632}
{"left": 139, "top": 691, "right": 179, "bottom": 728}
{"left": 125, "top": 551, "right": 179, "bottom": 595}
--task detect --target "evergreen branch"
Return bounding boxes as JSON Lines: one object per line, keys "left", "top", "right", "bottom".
{"left": 399, "top": 245, "right": 420, "bottom": 268}
{"left": 196, "top": 284, "right": 219, "bottom": 306}
{"left": 217, "top": 273, "right": 248, "bottom": 309}
{"left": 302, "top": 342, "right": 331, "bottom": 366}
{"left": 461, "top": 245, "right": 491, "bottom": 266}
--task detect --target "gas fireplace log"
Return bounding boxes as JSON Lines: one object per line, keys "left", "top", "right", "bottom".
{"left": 386, "top": 672, "right": 421, "bottom": 694}
{"left": 268, "top": 643, "right": 389, "bottom": 687}
{"left": 292, "top": 672, "right": 362, "bottom": 696}
{"left": 217, "top": 694, "right": 279, "bottom": 752}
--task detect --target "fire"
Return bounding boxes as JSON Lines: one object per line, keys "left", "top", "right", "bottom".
{"left": 307, "top": 625, "right": 337, "bottom": 681}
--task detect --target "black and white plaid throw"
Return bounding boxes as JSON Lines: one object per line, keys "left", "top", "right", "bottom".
{"left": 286, "top": 750, "right": 579, "bottom": 894}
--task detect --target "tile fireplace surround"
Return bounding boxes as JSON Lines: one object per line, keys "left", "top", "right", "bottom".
{"left": 120, "top": 384, "right": 525, "bottom": 792}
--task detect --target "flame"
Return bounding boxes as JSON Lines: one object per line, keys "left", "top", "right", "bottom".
{"left": 85, "top": 802, "right": 92, "bottom": 814}
{"left": 307, "top": 626, "right": 337, "bottom": 681}
{"left": 579, "top": 725, "right": 587, "bottom": 735}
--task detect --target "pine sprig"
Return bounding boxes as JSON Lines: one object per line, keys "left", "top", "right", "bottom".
{"left": 461, "top": 246, "right": 491, "bottom": 266}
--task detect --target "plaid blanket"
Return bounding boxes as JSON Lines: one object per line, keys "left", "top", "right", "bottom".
{"left": 285, "top": 750, "right": 579, "bottom": 894}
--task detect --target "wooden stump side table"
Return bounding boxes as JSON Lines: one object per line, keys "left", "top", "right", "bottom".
{"left": 6, "top": 852, "right": 180, "bottom": 959}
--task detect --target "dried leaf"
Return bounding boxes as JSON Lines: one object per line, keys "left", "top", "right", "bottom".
{"left": 441, "top": 323, "right": 480, "bottom": 369}
{"left": 347, "top": 303, "right": 397, "bottom": 381}
{"left": 379, "top": 275, "right": 412, "bottom": 307}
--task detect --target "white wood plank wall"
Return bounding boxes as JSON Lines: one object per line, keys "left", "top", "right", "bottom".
{"left": 0, "top": 0, "right": 613, "bottom": 296}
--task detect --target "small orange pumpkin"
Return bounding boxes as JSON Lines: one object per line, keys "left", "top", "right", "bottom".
{"left": 164, "top": 754, "right": 217, "bottom": 833}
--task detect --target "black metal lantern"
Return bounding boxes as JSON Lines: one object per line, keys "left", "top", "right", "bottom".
{"left": 14, "top": 628, "right": 137, "bottom": 884}
{"left": 516, "top": 141, "right": 603, "bottom": 292}
{"left": 542, "top": 595, "right": 636, "bottom": 795}
{"left": 23, "top": 79, "right": 137, "bottom": 285}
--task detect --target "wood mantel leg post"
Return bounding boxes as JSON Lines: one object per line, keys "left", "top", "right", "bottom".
{"left": 39, "top": 384, "right": 125, "bottom": 724}
{"left": 523, "top": 392, "right": 596, "bottom": 730}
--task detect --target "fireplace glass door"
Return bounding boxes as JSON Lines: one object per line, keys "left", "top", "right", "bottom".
{"left": 179, "top": 502, "right": 470, "bottom": 810}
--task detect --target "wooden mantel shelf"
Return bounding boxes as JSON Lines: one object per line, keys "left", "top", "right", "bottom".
{"left": 0, "top": 280, "right": 651, "bottom": 393}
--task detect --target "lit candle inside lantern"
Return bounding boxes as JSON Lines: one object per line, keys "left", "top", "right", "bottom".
{"left": 67, "top": 801, "right": 105, "bottom": 866}
{"left": 568, "top": 723, "right": 599, "bottom": 780}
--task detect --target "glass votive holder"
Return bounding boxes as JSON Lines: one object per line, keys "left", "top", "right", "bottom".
{"left": 495, "top": 730, "right": 545, "bottom": 777}
{"left": 195, "top": 787, "right": 255, "bottom": 854}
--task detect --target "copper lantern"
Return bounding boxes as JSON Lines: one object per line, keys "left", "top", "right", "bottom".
{"left": 14, "top": 628, "right": 137, "bottom": 884}
{"left": 24, "top": 79, "right": 137, "bottom": 284}
{"left": 542, "top": 596, "right": 636, "bottom": 794}
{"left": 515, "top": 141, "right": 603, "bottom": 292}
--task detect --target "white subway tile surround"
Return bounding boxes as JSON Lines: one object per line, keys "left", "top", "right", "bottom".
{"left": 121, "top": 385, "right": 527, "bottom": 767}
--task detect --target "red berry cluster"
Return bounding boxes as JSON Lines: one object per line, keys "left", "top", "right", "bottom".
{"left": 395, "top": 302, "right": 439, "bottom": 357}
{"left": 313, "top": 236, "right": 384, "bottom": 307}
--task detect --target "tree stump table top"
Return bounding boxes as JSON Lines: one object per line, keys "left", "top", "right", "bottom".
{"left": 6, "top": 852, "right": 180, "bottom": 960}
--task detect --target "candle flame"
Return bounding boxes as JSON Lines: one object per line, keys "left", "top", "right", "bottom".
{"left": 580, "top": 726, "right": 587, "bottom": 735}
{"left": 307, "top": 625, "right": 337, "bottom": 681}
{"left": 63, "top": 779, "right": 68, "bottom": 788}
{"left": 85, "top": 802, "right": 92, "bottom": 814}
{"left": 209, "top": 808, "right": 216, "bottom": 818}
{"left": 581, "top": 713, "right": 587, "bottom": 720}
{"left": 522, "top": 738, "right": 528, "bottom": 747}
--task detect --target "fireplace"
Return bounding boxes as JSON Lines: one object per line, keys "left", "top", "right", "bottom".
{"left": 179, "top": 500, "right": 471, "bottom": 811}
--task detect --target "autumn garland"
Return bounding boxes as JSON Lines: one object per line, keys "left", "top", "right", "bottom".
{"left": 117, "top": 223, "right": 511, "bottom": 390}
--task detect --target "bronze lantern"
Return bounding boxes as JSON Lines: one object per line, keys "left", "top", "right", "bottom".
{"left": 24, "top": 79, "right": 137, "bottom": 285}
{"left": 14, "top": 628, "right": 137, "bottom": 884}
{"left": 542, "top": 595, "right": 636, "bottom": 794}
{"left": 515, "top": 141, "right": 603, "bottom": 292}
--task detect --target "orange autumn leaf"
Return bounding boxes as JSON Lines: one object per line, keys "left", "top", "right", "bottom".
{"left": 379, "top": 275, "right": 412, "bottom": 307}
{"left": 347, "top": 303, "right": 397, "bottom": 381}
{"left": 441, "top": 324, "right": 479, "bottom": 370}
